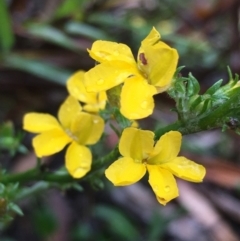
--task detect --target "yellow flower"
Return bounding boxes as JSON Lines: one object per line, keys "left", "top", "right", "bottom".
{"left": 84, "top": 27, "right": 178, "bottom": 120}
{"left": 23, "top": 96, "right": 104, "bottom": 178}
{"left": 105, "top": 127, "right": 205, "bottom": 205}
{"left": 67, "top": 70, "right": 107, "bottom": 113}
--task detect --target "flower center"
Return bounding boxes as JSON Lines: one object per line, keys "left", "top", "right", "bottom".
{"left": 65, "top": 129, "right": 79, "bottom": 142}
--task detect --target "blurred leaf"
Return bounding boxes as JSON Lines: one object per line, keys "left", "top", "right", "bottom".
{"left": 8, "top": 203, "right": 23, "bottom": 216}
{"left": 54, "top": 0, "right": 86, "bottom": 19}
{"left": 88, "top": 12, "right": 128, "bottom": 29}
{"left": 33, "top": 206, "right": 58, "bottom": 239}
{"left": 0, "top": 122, "right": 27, "bottom": 156}
{"left": 0, "top": 184, "right": 5, "bottom": 194}
{"left": 26, "top": 24, "right": 85, "bottom": 52}
{"left": 0, "top": 0, "right": 14, "bottom": 53}
{"left": 65, "top": 21, "right": 113, "bottom": 40}
{"left": 3, "top": 54, "right": 71, "bottom": 85}
{"left": 94, "top": 205, "right": 140, "bottom": 241}
{"left": 0, "top": 121, "right": 14, "bottom": 137}
{"left": 71, "top": 222, "right": 92, "bottom": 240}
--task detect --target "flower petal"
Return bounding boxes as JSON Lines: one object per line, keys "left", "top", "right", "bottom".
{"left": 65, "top": 142, "right": 92, "bottom": 178}
{"left": 58, "top": 96, "right": 82, "bottom": 129}
{"left": 88, "top": 40, "right": 136, "bottom": 64}
{"left": 148, "top": 131, "right": 182, "bottom": 165}
{"left": 71, "top": 112, "right": 104, "bottom": 145}
{"left": 120, "top": 76, "right": 157, "bottom": 120}
{"left": 105, "top": 157, "right": 146, "bottom": 186}
{"left": 147, "top": 165, "right": 179, "bottom": 205}
{"left": 83, "top": 91, "right": 107, "bottom": 113}
{"left": 84, "top": 60, "right": 139, "bottom": 92}
{"left": 138, "top": 43, "right": 178, "bottom": 90}
{"left": 141, "top": 27, "right": 161, "bottom": 46}
{"left": 23, "top": 113, "right": 61, "bottom": 133}
{"left": 161, "top": 157, "right": 206, "bottom": 182}
{"left": 67, "top": 70, "right": 98, "bottom": 104}
{"left": 119, "top": 127, "right": 154, "bottom": 161}
{"left": 33, "top": 129, "right": 71, "bottom": 157}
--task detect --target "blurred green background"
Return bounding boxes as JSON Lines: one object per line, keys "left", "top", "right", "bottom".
{"left": 1, "top": 0, "right": 240, "bottom": 240}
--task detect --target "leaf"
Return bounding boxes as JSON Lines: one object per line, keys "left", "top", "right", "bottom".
{"left": 189, "top": 95, "right": 202, "bottom": 111}
{"left": 54, "top": 0, "right": 86, "bottom": 19}
{"left": 8, "top": 203, "right": 23, "bottom": 216}
{"left": 186, "top": 73, "right": 200, "bottom": 97}
{"left": 3, "top": 54, "right": 72, "bottom": 85}
{"left": 64, "top": 21, "right": 112, "bottom": 40}
{"left": 94, "top": 205, "right": 140, "bottom": 241}
{"left": 205, "top": 79, "right": 223, "bottom": 95}
{"left": 0, "top": 0, "right": 14, "bottom": 52}
{"left": 26, "top": 24, "right": 85, "bottom": 52}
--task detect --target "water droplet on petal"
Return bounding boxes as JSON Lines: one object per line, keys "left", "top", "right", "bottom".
{"left": 164, "top": 186, "right": 170, "bottom": 192}
{"left": 93, "top": 119, "right": 99, "bottom": 124}
{"left": 141, "top": 100, "right": 148, "bottom": 109}
{"left": 97, "top": 79, "right": 104, "bottom": 85}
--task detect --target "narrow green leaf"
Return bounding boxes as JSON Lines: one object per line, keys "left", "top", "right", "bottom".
{"left": 186, "top": 73, "right": 200, "bottom": 96}
{"left": 0, "top": 0, "right": 14, "bottom": 52}
{"left": 94, "top": 205, "right": 140, "bottom": 241}
{"left": 8, "top": 203, "right": 23, "bottom": 216}
{"left": 189, "top": 95, "right": 202, "bottom": 111}
{"left": 3, "top": 54, "right": 72, "bottom": 85}
{"left": 65, "top": 21, "right": 112, "bottom": 40}
{"left": 205, "top": 79, "right": 223, "bottom": 95}
{"left": 174, "top": 79, "right": 186, "bottom": 97}
{"left": 54, "top": 0, "right": 86, "bottom": 19}
{"left": 26, "top": 24, "right": 85, "bottom": 52}
{"left": 0, "top": 184, "right": 5, "bottom": 195}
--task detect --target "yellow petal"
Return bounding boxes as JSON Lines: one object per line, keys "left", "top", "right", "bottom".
{"left": 58, "top": 96, "right": 82, "bottom": 129}
{"left": 105, "top": 157, "right": 146, "bottom": 186}
{"left": 84, "top": 60, "right": 139, "bottom": 92}
{"left": 83, "top": 91, "right": 107, "bottom": 113}
{"left": 67, "top": 70, "right": 98, "bottom": 104}
{"left": 141, "top": 27, "right": 161, "bottom": 46}
{"left": 32, "top": 129, "right": 71, "bottom": 157}
{"left": 138, "top": 42, "right": 178, "bottom": 90}
{"left": 119, "top": 127, "right": 154, "bottom": 161}
{"left": 65, "top": 142, "right": 92, "bottom": 178}
{"left": 70, "top": 112, "right": 104, "bottom": 145}
{"left": 120, "top": 76, "right": 157, "bottom": 120}
{"left": 88, "top": 40, "right": 136, "bottom": 65}
{"left": 148, "top": 131, "right": 182, "bottom": 165}
{"left": 147, "top": 165, "right": 179, "bottom": 205}
{"left": 23, "top": 113, "right": 61, "bottom": 133}
{"left": 161, "top": 157, "right": 206, "bottom": 182}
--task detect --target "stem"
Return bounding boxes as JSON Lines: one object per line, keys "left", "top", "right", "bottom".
{"left": 155, "top": 117, "right": 222, "bottom": 140}
{"left": 155, "top": 121, "right": 183, "bottom": 139}
{"left": 1, "top": 146, "right": 120, "bottom": 185}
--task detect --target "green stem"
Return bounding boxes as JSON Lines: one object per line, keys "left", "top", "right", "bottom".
{"left": 155, "top": 117, "right": 222, "bottom": 140}
{"left": 1, "top": 168, "right": 40, "bottom": 184}
{"left": 1, "top": 146, "right": 120, "bottom": 185}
